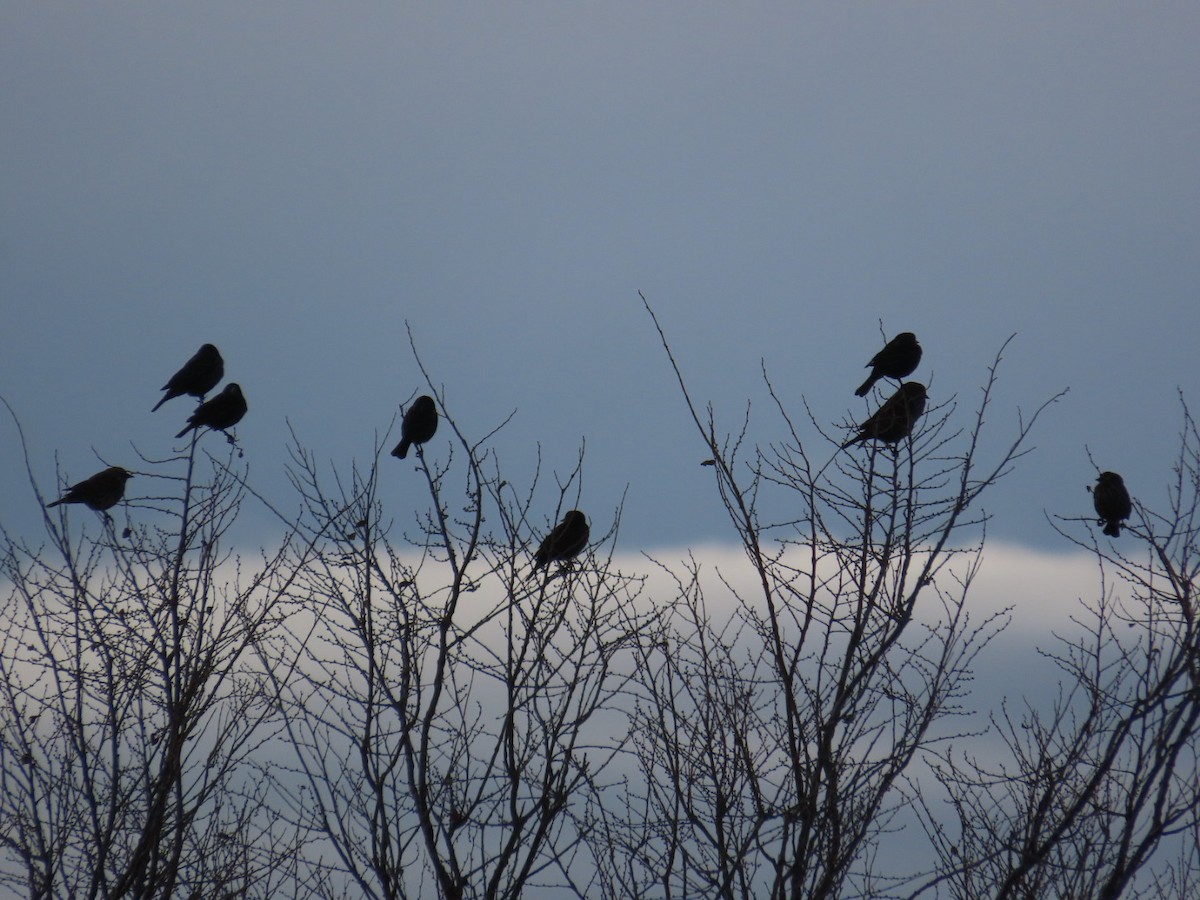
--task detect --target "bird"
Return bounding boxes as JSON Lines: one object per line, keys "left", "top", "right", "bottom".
{"left": 855, "top": 332, "right": 922, "bottom": 397}
{"left": 152, "top": 344, "right": 224, "bottom": 411}
{"left": 533, "top": 510, "right": 590, "bottom": 572}
{"left": 1092, "top": 471, "right": 1132, "bottom": 538}
{"left": 46, "top": 466, "right": 132, "bottom": 512}
{"left": 390, "top": 395, "right": 438, "bottom": 459}
{"left": 842, "top": 382, "right": 928, "bottom": 448}
{"left": 176, "top": 383, "right": 247, "bottom": 438}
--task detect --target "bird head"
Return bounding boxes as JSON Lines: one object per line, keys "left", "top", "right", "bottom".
{"left": 564, "top": 510, "right": 587, "bottom": 526}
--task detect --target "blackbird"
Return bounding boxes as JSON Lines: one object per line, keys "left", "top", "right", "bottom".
{"left": 1092, "top": 471, "right": 1132, "bottom": 538}
{"left": 843, "top": 382, "right": 927, "bottom": 448}
{"left": 855, "top": 332, "right": 922, "bottom": 397}
{"left": 152, "top": 344, "right": 224, "bottom": 411}
{"left": 533, "top": 510, "right": 590, "bottom": 571}
{"left": 176, "top": 383, "right": 247, "bottom": 438}
{"left": 47, "top": 466, "right": 132, "bottom": 511}
{"left": 390, "top": 395, "right": 438, "bottom": 459}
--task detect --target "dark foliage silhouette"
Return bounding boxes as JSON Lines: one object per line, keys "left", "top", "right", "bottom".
{"left": 1092, "top": 470, "right": 1132, "bottom": 537}
{"left": 855, "top": 331, "right": 922, "bottom": 396}
{"left": 842, "top": 381, "right": 928, "bottom": 447}
{"left": 389, "top": 394, "right": 438, "bottom": 459}
{"left": 533, "top": 509, "right": 590, "bottom": 571}
{"left": 45, "top": 466, "right": 132, "bottom": 511}
{"left": 176, "top": 382, "right": 247, "bottom": 438}
{"left": 152, "top": 343, "right": 224, "bottom": 411}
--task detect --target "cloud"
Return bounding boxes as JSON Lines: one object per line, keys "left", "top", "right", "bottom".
{"left": 622, "top": 538, "right": 1101, "bottom": 625}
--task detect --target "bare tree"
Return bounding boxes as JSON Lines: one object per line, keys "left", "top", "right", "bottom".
{"left": 260, "top": 373, "right": 653, "bottom": 899}
{"left": 584, "top": 300, "right": 1063, "bottom": 899}
{"left": 0, "top": 408, "right": 303, "bottom": 900}
{"left": 6, "top": 318, "right": 1195, "bottom": 900}
{"left": 917, "top": 396, "right": 1200, "bottom": 899}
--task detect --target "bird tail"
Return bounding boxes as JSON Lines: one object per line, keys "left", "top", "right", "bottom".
{"left": 840, "top": 434, "right": 860, "bottom": 450}
{"left": 45, "top": 498, "right": 64, "bottom": 509}
{"left": 391, "top": 439, "right": 411, "bottom": 459}
{"left": 1103, "top": 521, "right": 1121, "bottom": 538}
{"left": 152, "top": 396, "right": 168, "bottom": 412}
{"left": 854, "top": 374, "right": 877, "bottom": 397}
{"left": 528, "top": 550, "right": 549, "bottom": 578}
{"left": 176, "top": 424, "right": 194, "bottom": 439}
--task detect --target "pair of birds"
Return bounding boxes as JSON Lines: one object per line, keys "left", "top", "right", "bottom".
{"left": 843, "top": 331, "right": 927, "bottom": 448}
{"left": 46, "top": 344, "right": 247, "bottom": 514}
{"left": 387, "top": 393, "right": 589, "bottom": 570}
{"left": 153, "top": 343, "right": 248, "bottom": 439}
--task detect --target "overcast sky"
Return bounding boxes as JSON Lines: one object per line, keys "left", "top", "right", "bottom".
{"left": 2, "top": 7, "right": 1197, "bottom": 889}
{"left": 3, "top": 2, "right": 1198, "bottom": 553}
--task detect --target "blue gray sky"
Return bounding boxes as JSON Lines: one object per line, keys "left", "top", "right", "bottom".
{"left": 3, "top": 2, "right": 1198, "bottom": 550}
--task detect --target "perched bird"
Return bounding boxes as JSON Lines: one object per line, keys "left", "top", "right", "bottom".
{"left": 152, "top": 344, "right": 224, "bottom": 411}
{"left": 176, "top": 383, "right": 247, "bottom": 438}
{"left": 46, "top": 466, "right": 132, "bottom": 512}
{"left": 856, "top": 332, "right": 922, "bottom": 397}
{"left": 390, "top": 395, "right": 438, "bottom": 459}
{"left": 1092, "top": 471, "right": 1132, "bottom": 538}
{"left": 533, "top": 510, "right": 590, "bottom": 572}
{"left": 842, "top": 382, "right": 928, "bottom": 448}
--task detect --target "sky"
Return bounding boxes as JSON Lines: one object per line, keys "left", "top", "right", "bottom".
{"left": 2, "top": 1, "right": 1199, "bottom": 554}
{"left": 1, "top": 6, "right": 1197, "bottom": 888}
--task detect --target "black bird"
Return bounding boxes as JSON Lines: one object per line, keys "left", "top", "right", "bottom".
{"left": 1092, "top": 471, "right": 1132, "bottom": 538}
{"left": 176, "top": 383, "right": 247, "bottom": 438}
{"left": 855, "top": 332, "right": 922, "bottom": 397}
{"left": 533, "top": 510, "right": 590, "bottom": 571}
{"left": 842, "top": 382, "right": 928, "bottom": 448}
{"left": 46, "top": 466, "right": 132, "bottom": 512}
{"left": 152, "top": 344, "right": 224, "bottom": 411}
{"left": 390, "top": 395, "right": 438, "bottom": 459}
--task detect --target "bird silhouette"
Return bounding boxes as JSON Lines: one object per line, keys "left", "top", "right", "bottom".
{"left": 152, "top": 344, "right": 224, "bottom": 411}
{"left": 1092, "top": 471, "right": 1132, "bottom": 537}
{"left": 842, "top": 382, "right": 928, "bottom": 448}
{"left": 176, "top": 383, "right": 247, "bottom": 438}
{"left": 533, "top": 510, "right": 590, "bottom": 571}
{"left": 855, "top": 332, "right": 922, "bottom": 397}
{"left": 390, "top": 395, "right": 438, "bottom": 459}
{"left": 46, "top": 466, "right": 132, "bottom": 511}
